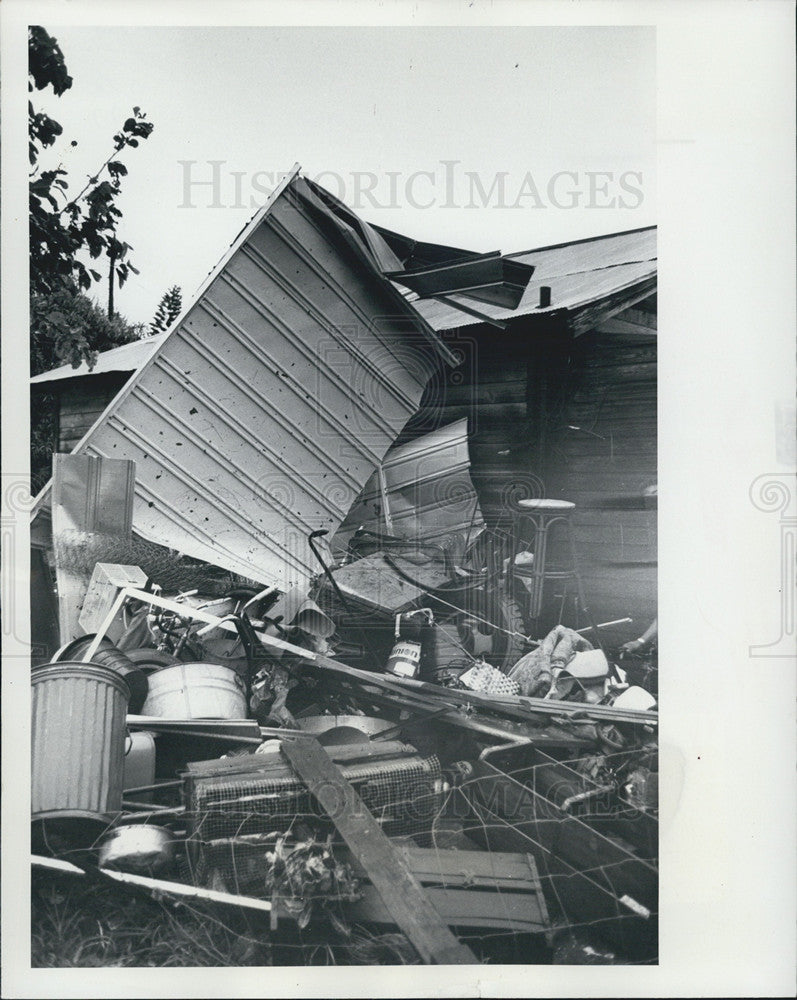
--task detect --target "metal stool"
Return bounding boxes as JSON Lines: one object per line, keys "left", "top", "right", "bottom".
{"left": 511, "top": 498, "right": 599, "bottom": 641}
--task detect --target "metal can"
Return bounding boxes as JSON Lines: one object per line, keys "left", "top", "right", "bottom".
{"left": 385, "top": 639, "right": 422, "bottom": 678}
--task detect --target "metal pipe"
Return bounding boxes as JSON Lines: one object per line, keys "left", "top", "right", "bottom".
{"left": 478, "top": 736, "right": 535, "bottom": 763}
{"left": 560, "top": 784, "right": 616, "bottom": 813}
{"left": 120, "top": 800, "right": 183, "bottom": 813}
{"left": 122, "top": 779, "right": 183, "bottom": 794}
{"left": 576, "top": 617, "right": 633, "bottom": 634}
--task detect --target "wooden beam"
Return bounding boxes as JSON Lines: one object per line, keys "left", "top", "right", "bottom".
{"left": 595, "top": 315, "right": 657, "bottom": 338}
{"left": 614, "top": 306, "right": 657, "bottom": 331}
{"left": 281, "top": 737, "right": 477, "bottom": 965}
{"left": 571, "top": 278, "right": 657, "bottom": 337}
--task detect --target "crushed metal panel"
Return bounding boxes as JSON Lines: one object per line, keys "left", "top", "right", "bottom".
{"left": 387, "top": 254, "right": 534, "bottom": 310}
{"left": 408, "top": 259, "right": 657, "bottom": 332}
{"left": 371, "top": 225, "right": 481, "bottom": 269}
{"left": 333, "top": 418, "right": 484, "bottom": 558}
{"left": 51, "top": 168, "right": 451, "bottom": 590}
{"left": 403, "top": 226, "right": 657, "bottom": 332}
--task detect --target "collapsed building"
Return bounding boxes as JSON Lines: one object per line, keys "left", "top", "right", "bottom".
{"left": 30, "top": 166, "right": 659, "bottom": 966}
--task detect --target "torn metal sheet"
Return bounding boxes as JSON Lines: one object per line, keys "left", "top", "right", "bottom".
{"left": 387, "top": 254, "right": 535, "bottom": 310}
{"left": 301, "top": 180, "right": 534, "bottom": 311}
{"left": 333, "top": 418, "right": 484, "bottom": 559}
{"left": 404, "top": 227, "right": 657, "bottom": 331}
{"left": 36, "top": 167, "right": 454, "bottom": 590}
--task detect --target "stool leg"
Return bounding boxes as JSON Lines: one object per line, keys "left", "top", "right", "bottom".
{"left": 567, "top": 522, "right": 602, "bottom": 649}
{"left": 529, "top": 514, "right": 549, "bottom": 621}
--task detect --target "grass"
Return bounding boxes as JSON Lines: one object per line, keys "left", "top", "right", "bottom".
{"left": 32, "top": 868, "right": 272, "bottom": 967}
{"left": 31, "top": 868, "right": 422, "bottom": 967}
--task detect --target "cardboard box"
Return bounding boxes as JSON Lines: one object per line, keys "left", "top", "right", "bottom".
{"left": 78, "top": 562, "right": 148, "bottom": 641}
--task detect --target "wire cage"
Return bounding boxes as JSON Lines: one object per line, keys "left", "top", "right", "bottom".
{"left": 183, "top": 742, "right": 443, "bottom": 896}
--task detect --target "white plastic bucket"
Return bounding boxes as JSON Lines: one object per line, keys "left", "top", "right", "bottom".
{"left": 141, "top": 662, "right": 247, "bottom": 719}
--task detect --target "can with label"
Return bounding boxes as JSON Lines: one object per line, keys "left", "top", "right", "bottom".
{"left": 385, "top": 639, "right": 423, "bottom": 678}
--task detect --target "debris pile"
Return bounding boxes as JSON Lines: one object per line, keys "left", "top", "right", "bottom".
{"left": 30, "top": 167, "right": 658, "bottom": 966}
{"left": 32, "top": 518, "right": 658, "bottom": 965}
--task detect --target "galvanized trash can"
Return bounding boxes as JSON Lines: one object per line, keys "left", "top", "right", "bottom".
{"left": 32, "top": 662, "right": 130, "bottom": 854}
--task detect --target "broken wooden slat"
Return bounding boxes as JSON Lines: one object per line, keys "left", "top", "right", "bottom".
{"left": 281, "top": 736, "right": 476, "bottom": 965}
{"left": 31, "top": 854, "right": 273, "bottom": 913}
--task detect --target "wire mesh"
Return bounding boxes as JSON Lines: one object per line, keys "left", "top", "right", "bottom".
{"left": 52, "top": 528, "right": 257, "bottom": 595}
{"left": 184, "top": 745, "right": 443, "bottom": 895}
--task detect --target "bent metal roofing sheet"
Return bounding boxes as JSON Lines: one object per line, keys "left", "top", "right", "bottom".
{"left": 401, "top": 226, "right": 657, "bottom": 332}
{"left": 34, "top": 166, "right": 454, "bottom": 590}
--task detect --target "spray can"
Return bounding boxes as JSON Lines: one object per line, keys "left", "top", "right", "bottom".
{"left": 385, "top": 608, "right": 433, "bottom": 679}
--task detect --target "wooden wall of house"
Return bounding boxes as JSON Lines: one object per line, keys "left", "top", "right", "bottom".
{"left": 403, "top": 306, "right": 657, "bottom": 641}
{"left": 56, "top": 373, "right": 130, "bottom": 452}
{"left": 402, "top": 324, "right": 538, "bottom": 528}
{"left": 546, "top": 321, "right": 658, "bottom": 632}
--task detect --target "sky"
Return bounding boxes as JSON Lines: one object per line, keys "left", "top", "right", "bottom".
{"left": 35, "top": 25, "right": 656, "bottom": 326}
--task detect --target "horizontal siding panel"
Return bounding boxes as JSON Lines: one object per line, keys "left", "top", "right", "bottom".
{"left": 561, "top": 441, "right": 657, "bottom": 459}
{"left": 429, "top": 402, "right": 528, "bottom": 424}
{"left": 59, "top": 410, "right": 107, "bottom": 431}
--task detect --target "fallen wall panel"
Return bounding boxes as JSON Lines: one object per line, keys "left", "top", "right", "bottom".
{"left": 39, "top": 168, "right": 451, "bottom": 590}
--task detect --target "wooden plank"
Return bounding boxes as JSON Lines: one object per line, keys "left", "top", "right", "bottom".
{"left": 579, "top": 348, "right": 657, "bottom": 368}
{"left": 31, "top": 855, "right": 274, "bottom": 913}
{"left": 349, "top": 885, "right": 549, "bottom": 933}
{"left": 59, "top": 409, "right": 108, "bottom": 430}
{"left": 377, "top": 845, "right": 543, "bottom": 891}
{"left": 571, "top": 277, "right": 657, "bottom": 336}
{"left": 568, "top": 397, "right": 657, "bottom": 413}
{"left": 281, "top": 737, "right": 477, "bottom": 965}
{"left": 429, "top": 402, "right": 527, "bottom": 423}
{"left": 595, "top": 317, "right": 657, "bottom": 337}
{"left": 311, "top": 656, "right": 657, "bottom": 726}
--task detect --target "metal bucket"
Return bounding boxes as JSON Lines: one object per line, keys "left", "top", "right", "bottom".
{"left": 89, "top": 645, "right": 148, "bottom": 714}
{"left": 123, "top": 730, "right": 156, "bottom": 795}
{"left": 98, "top": 823, "right": 174, "bottom": 875}
{"left": 32, "top": 662, "right": 130, "bottom": 853}
{"left": 141, "top": 662, "right": 247, "bottom": 719}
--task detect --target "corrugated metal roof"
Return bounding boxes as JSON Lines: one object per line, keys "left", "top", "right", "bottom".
{"left": 33, "top": 167, "right": 453, "bottom": 590}
{"left": 401, "top": 227, "right": 657, "bottom": 331}
{"left": 31, "top": 333, "right": 167, "bottom": 384}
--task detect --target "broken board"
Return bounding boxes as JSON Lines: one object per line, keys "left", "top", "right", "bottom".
{"left": 281, "top": 736, "right": 476, "bottom": 965}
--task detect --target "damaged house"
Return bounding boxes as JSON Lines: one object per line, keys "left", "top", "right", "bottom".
{"left": 30, "top": 166, "right": 659, "bottom": 966}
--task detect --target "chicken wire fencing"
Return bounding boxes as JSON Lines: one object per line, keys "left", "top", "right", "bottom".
{"left": 51, "top": 528, "right": 256, "bottom": 596}
{"left": 33, "top": 734, "right": 657, "bottom": 965}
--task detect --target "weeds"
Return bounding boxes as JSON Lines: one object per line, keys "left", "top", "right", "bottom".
{"left": 31, "top": 869, "right": 272, "bottom": 967}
